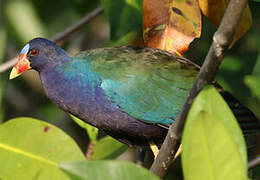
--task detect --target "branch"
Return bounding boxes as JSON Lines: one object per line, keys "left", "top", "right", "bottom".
{"left": 150, "top": 0, "right": 249, "bottom": 178}
{"left": 248, "top": 157, "right": 260, "bottom": 170}
{"left": 0, "top": 6, "right": 103, "bottom": 73}
{"left": 52, "top": 6, "right": 103, "bottom": 45}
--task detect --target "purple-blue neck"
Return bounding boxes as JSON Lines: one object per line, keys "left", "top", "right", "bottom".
{"left": 28, "top": 38, "right": 72, "bottom": 72}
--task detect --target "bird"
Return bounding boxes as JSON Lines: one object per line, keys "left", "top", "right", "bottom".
{"left": 10, "top": 38, "right": 260, "bottom": 151}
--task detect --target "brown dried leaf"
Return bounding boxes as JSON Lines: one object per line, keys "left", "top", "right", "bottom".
{"left": 143, "top": 0, "right": 201, "bottom": 55}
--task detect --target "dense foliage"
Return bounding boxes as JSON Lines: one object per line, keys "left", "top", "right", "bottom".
{"left": 0, "top": 0, "right": 260, "bottom": 179}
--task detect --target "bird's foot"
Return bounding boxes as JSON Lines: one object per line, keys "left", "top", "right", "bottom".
{"left": 174, "top": 144, "right": 182, "bottom": 160}
{"left": 149, "top": 141, "right": 159, "bottom": 159}
{"left": 149, "top": 142, "right": 182, "bottom": 160}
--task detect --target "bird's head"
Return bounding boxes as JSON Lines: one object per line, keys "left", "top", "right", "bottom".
{"left": 10, "top": 38, "right": 69, "bottom": 79}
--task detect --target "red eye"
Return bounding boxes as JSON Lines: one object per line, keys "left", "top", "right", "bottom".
{"left": 31, "top": 49, "right": 39, "bottom": 56}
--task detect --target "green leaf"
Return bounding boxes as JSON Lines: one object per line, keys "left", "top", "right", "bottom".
{"left": 92, "top": 136, "right": 128, "bottom": 160}
{"left": 245, "top": 76, "right": 260, "bottom": 100}
{"left": 182, "top": 85, "right": 248, "bottom": 180}
{"left": 101, "top": 0, "right": 143, "bottom": 42}
{"left": 0, "top": 117, "right": 85, "bottom": 180}
{"left": 252, "top": 54, "right": 260, "bottom": 77}
{"left": 70, "top": 115, "right": 98, "bottom": 143}
{"left": 60, "top": 160, "right": 159, "bottom": 180}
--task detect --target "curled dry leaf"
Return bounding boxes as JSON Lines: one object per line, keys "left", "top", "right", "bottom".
{"left": 143, "top": 0, "right": 201, "bottom": 55}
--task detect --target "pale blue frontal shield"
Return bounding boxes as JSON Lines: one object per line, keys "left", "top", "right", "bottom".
{"left": 20, "top": 44, "right": 30, "bottom": 54}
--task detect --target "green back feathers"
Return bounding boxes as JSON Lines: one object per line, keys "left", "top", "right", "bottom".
{"left": 76, "top": 46, "right": 198, "bottom": 124}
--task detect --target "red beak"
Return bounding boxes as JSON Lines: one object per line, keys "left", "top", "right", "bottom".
{"left": 9, "top": 53, "right": 31, "bottom": 79}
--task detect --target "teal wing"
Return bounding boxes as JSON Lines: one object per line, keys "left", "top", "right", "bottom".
{"left": 77, "top": 46, "right": 199, "bottom": 125}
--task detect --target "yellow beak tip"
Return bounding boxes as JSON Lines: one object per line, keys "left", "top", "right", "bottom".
{"left": 9, "top": 68, "right": 20, "bottom": 79}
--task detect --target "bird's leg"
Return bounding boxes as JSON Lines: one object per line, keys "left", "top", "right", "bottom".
{"left": 149, "top": 141, "right": 182, "bottom": 160}
{"left": 136, "top": 148, "right": 147, "bottom": 166}
{"left": 149, "top": 141, "right": 159, "bottom": 159}
{"left": 174, "top": 144, "right": 182, "bottom": 160}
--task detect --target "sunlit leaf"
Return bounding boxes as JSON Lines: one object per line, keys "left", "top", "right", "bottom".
{"left": 198, "top": 0, "right": 252, "bottom": 46}
{"left": 70, "top": 115, "right": 98, "bottom": 143}
{"left": 182, "top": 85, "right": 248, "bottom": 180}
{"left": 60, "top": 160, "right": 159, "bottom": 180}
{"left": 0, "top": 118, "right": 85, "bottom": 180}
{"left": 92, "top": 136, "right": 128, "bottom": 160}
{"left": 143, "top": 0, "right": 201, "bottom": 55}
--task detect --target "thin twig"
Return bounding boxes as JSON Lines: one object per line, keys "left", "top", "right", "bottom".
{"left": 0, "top": 6, "right": 103, "bottom": 73}
{"left": 150, "top": 0, "right": 249, "bottom": 178}
{"left": 52, "top": 6, "right": 103, "bottom": 45}
{"left": 248, "top": 157, "right": 260, "bottom": 170}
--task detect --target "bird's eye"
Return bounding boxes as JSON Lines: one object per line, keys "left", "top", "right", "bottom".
{"left": 30, "top": 49, "right": 39, "bottom": 56}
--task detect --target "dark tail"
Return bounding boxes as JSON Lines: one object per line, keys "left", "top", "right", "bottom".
{"left": 220, "top": 91, "right": 260, "bottom": 149}
{"left": 158, "top": 90, "right": 260, "bottom": 148}
{"left": 220, "top": 91, "right": 260, "bottom": 135}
